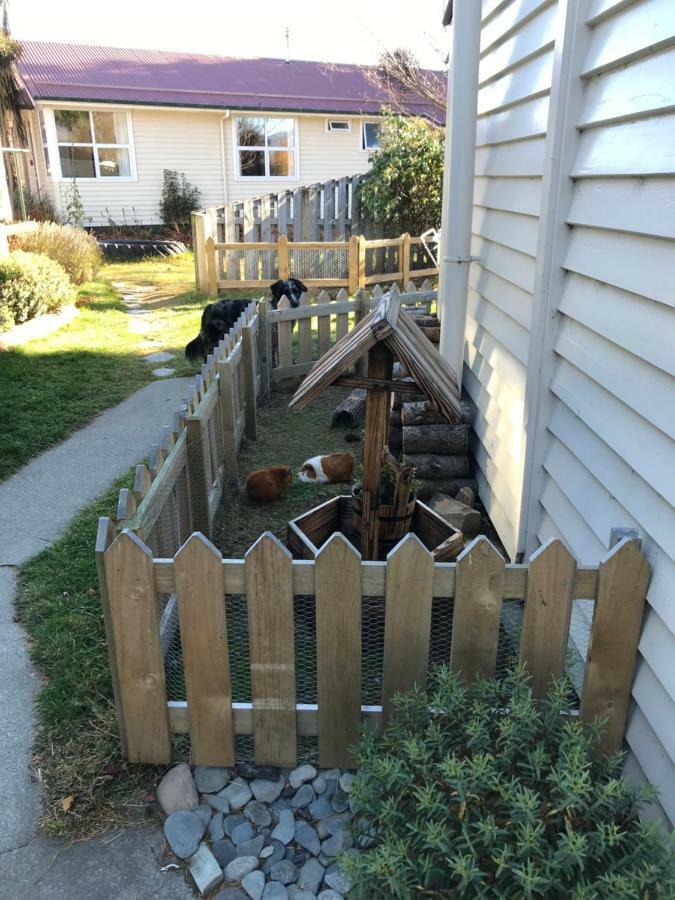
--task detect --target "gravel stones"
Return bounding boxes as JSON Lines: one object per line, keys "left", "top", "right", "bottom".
{"left": 194, "top": 766, "right": 229, "bottom": 794}
{"left": 207, "top": 791, "right": 232, "bottom": 814}
{"left": 242, "top": 869, "right": 266, "bottom": 900}
{"left": 190, "top": 842, "right": 224, "bottom": 896}
{"left": 208, "top": 813, "right": 226, "bottom": 842}
{"left": 308, "top": 795, "right": 333, "bottom": 821}
{"left": 164, "top": 809, "right": 207, "bottom": 859}
{"left": 289, "top": 765, "right": 317, "bottom": 790}
{"left": 262, "top": 883, "right": 289, "bottom": 899}
{"left": 212, "top": 838, "right": 237, "bottom": 868}
{"left": 245, "top": 799, "right": 273, "bottom": 827}
{"left": 261, "top": 839, "right": 287, "bottom": 874}
{"left": 297, "top": 858, "right": 324, "bottom": 894}
{"left": 324, "top": 865, "right": 351, "bottom": 895}
{"left": 270, "top": 859, "right": 298, "bottom": 885}
{"left": 232, "top": 821, "right": 255, "bottom": 845}
{"left": 223, "top": 778, "right": 254, "bottom": 810}
{"left": 251, "top": 777, "right": 285, "bottom": 803}
{"left": 291, "top": 785, "right": 314, "bottom": 809}
{"left": 225, "top": 813, "right": 248, "bottom": 837}
{"left": 271, "top": 809, "right": 295, "bottom": 844}
{"left": 295, "top": 823, "right": 320, "bottom": 856}
{"left": 237, "top": 835, "right": 265, "bottom": 858}
{"left": 157, "top": 763, "right": 199, "bottom": 815}
{"left": 225, "top": 856, "right": 260, "bottom": 883}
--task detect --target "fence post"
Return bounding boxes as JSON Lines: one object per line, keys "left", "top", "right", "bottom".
{"left": 242, "top": 321, "right": 258, "bottom": 440}
{"left": 278, "top": 234, "right": 290, "bottom": 280}
{"left": 358, "top": 234, "right": 366, "bottom": 288}
{"left": 192, "top": 212, "right": 207, "bottom": 293}
{"left": 206, "top": 236, "right": 218, "bottom": 298}
{"left": 348, "top": 234, "right": 359, "bottom": 295}
{"left": 401, "top": 233, "right": 411, "bottom": 286}
{"left": 217, "top": 355, "right": 239, "bottom": 490}
{"left": 186, "top": 416, "right": 211, "bottom": 536}
{"left": 257, "top": 299, "right": 272, "bottom": 401}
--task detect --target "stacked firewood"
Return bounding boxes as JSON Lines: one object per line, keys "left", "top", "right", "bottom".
{"left": 389, "top": 315, "right": 476, "bottom": 501}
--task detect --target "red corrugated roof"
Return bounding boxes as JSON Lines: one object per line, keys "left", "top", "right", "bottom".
{"left": 18, "top": 41, "right": 445, "bottom": 122}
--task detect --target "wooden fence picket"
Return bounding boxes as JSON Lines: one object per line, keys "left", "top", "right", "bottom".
{"left": 335, "top": 287, "right": 349, "bottom": 342}
{"left": 277, "top": 296, "right": 293, "bottom": 369}
{"left": 245, "top": 533, "right": 297, "bottom": 766}
{"left": 175, "top": 534, "right": 235, "bottom": 765}
{"left": 241, "top": 321, "right": 258, "bottom": 440}
{"left": 317, "top": 289, "right": 332, "bottom": 357}
{"left": 315, "top": 534, "right": 362, "bottom": 767}
{"left": 381, "top": 534, "right": 434, "bottom": 725}
{"left": 580, "top": 539, "right": 650, "bottom": 753}
{"left": 520, "top": 538, "right": 576, "bottom": 699}
{"left": 450, "top": 536, "right": 505, "bottom": 681}
{"left": 217, "top": 356, "right": 239, "bottom": 490}
{"left": 297, "top": 292, "right": 312, "bottom": 365}
{"left": 104, "top": 530, "right": 171, "bottom": 763}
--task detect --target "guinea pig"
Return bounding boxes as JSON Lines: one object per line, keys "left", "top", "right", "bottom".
{"left": 298, "top": 452, "right": 354, "bottom": 484}
{"left": 246, "top": 465, "right": 293, "bottom": 501}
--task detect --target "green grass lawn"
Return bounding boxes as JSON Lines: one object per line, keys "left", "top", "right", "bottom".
{"left": 0, "top": 253, "right": 258, "bottom": 482}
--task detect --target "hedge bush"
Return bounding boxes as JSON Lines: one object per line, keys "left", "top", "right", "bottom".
{"left": 14, "top": 222, "right": 102, "bottom": 284}
{"left": 344, "top": 665, "right": 675, "bottom": 899}
{"left": 0, "top": 251, "right": 76, "bottom": 330}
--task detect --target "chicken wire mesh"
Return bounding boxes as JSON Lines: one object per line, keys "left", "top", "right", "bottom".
{"left": 226, "top": 248, "right": 279, "bottom": 281}
{"left": 289, "top": 247, "right": 349, "bottom": 280}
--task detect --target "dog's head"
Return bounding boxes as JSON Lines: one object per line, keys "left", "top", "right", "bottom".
{"left": 270, "top": 278, "right": 307, "bottom": 309}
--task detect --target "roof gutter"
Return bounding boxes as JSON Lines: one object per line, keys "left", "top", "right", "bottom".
{"left": 438, "top": 0, "right": 481, "bottom": 390}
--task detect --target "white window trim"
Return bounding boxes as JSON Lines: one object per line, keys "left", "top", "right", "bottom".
{"left": 361, "top": 120, "right": 381, "bottom": 152}
{"left": 326, "top": 118, "right": 352, "bottom": 133}
{"left": 232, "top": 116, "right": 299, "bottom": 181}
{"left": 42, "top": 107, "right": 137, "bottom": 182}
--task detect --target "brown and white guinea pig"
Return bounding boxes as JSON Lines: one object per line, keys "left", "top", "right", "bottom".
{"left": 246, "top": 465, "right": 293, "bottom": 502}
{"left": 298, "top": 452, "right": 354, "bottom": 484}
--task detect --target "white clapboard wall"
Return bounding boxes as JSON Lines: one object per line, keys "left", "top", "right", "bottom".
{"left": 464, "top": 0, "right": 675, "bottom": 823}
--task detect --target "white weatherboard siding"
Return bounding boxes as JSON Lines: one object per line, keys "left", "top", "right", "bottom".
{"left": 466, "top": 0, "right": 559, "bottom": 557}
{"left": 466, "top": 0, "right": 675, "bottom": 821}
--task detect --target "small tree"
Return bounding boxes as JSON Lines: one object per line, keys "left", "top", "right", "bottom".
{"left": 358, "top": 114, "right": 444, "bottom": 237}
{"left": 159, "top": 169, "right": 201, "bottom": 231}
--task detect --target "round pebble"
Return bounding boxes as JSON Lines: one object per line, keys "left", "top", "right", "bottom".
{"left": 163, "top": 809, "right": 205, "bottom": 859}
{"left": 242, "top": 869, "right": 265, "bottom": 900}
{"left": 291, "top": 785, "right": 314, "bottom": 809}
{"left": 270, "top": 860, "right": 298, "bottom": 885}
{"left": 194, "top": 765, "right": 229, "bottom": 794}
{"left": 224, "top": 856, "right": 260, "bottom": 883}
{"left": 262, "top": 883, "right": 289, "bottom": 900}
{"left": 245, "top": 799, "right": 273, "bottom": 827}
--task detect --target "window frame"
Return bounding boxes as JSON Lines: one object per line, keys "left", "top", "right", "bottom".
{"left": 232, "top": 115, "right": 299, "bottom": 181}
{"left": 361, "top": 119, "right": 381, "bottom": 152}
{"left": 325, "top": 118, "right": 352, "bottom": 133}
{"left": 42, "top": 106, "right": 137, "bottom": 182}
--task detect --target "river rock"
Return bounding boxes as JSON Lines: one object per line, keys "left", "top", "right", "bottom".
{"left": 206, "top": 791, "right": 232, "bottom": 814}
{"left": 251, "top": 777, "right": 286, "bottom": 804}
{"left": 224, "top": 856, "right": 260, "bottom": 883}
{"left": 297, "top": 859, "right": 325, "bottom": 894}
{"left": 157, "top": 763, "right": 199, "bottom": 815}
{"left": 164, "top": 809, "right": 206, "bottom": 859}
{"left": 208, "top": 813, "right": 225, "bottom": 842}
{"left": 238, "top": 835, "right": 265, "bottom": 858}
{"left": 271, "top": 809, "right": 296, "bottom": 844}
{"left": 232, "top": 821, "right": 255, "bottom": 845}
{"left": 324, "top": 865, "right": 352, "bottom": 895}
{"left": 330, "top": 787, "right": 349, "bottom": 813}
{"left": 295, "top": 822, "right": 320, "bottom": 856}
{"left": 308, "top": 795, "right": 333, "bottom": 820}
{"left": 194, "top": 766, "right": 229, "bottom": 794}
{"left": 315, "top": 813, "right": 352, "bottom": 840}
{"left": 292, "top": 785, "right": 314, "bottom": 809}
{"left": 289, "top": 765, "right": 317, "bottom": 790}
{"left": 338, "top": 773, "right": 355, "bottom": 793}
{"left": 263, "top": 884, "right": 288, "bottom": 900}
{"left": 260, "top": 839, "right": 286, "bottom": 874}
{"left": 245, "top": 800, "right": 272, "bottom": 827}
{"left": 225, "top": 813, "right": 247, "bottom": 836}
{"left": 271, "top": 860, "right": 299, "bottom": 885}
{"left": 223, "top": 778, "right": 253, "bottom": 810}
{"left": 242, "top": 869, "right": 265, "bottom": 900}
{"left": 212, "top": 837, "right": 237, "bottom": 868}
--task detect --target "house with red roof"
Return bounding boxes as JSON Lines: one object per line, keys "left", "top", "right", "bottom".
{"left": 15, "top": 41, "right": 445, "bottom": 226}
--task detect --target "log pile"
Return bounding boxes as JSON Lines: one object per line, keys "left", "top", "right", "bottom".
{"left": 388, "top": 315, "right": 476, "bottom": 501}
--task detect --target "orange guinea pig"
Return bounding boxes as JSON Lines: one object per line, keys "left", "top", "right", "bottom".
{"left": 246, "top": 465, "right": 293, "bottom": 502}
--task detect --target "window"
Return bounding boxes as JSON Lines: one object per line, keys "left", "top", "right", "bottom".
{"left": 38, "top": 109, "right": 51, "bottom": 177}
{"left": 53, "top": 109, "right": 133, "bottom": 179}
{"left": 362, "top": 121, "right": 381, "bottom": 151}
{"left": 326, "top": 119, "right": 351, "bottom": 133}
{"left": 234, "top": 116, "right": 296, "bottom": 178}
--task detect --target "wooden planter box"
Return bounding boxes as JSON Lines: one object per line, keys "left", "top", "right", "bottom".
{"left": 287, "top": 495, "right": 464, "bottom": 561}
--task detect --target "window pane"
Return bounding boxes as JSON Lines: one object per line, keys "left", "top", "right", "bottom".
{"left": 237, "top": 117, "right": 265, "bottom": 147}
{"left": 239, "top": 149, "right": 266, "bottom": 177}
{"left": 97, "top": 147, "right": 131, "bottom": 177}
{"left": 267, "top": 118, "right": 294, "bottom": 147}
{"left": 93, "top": 111, "right": 128, "bottom": 145}
{"left": 55, "top": 110, "right": 92, "bottom": 143}
{"left": 363, "top": 122, "right": 380, "bottom": 150}
{"left": 59, "top": 145, "right": 96, "bottom": 178}
{"left": 269, "top": 150, "right": 293, "bottom": 177}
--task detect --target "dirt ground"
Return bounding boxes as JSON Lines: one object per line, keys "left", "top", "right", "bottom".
{"left": 213, "top": 385, "right": 361, "bottom": 557}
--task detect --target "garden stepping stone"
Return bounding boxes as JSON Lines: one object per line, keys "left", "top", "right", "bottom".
{"left": 232, "top": 821, "right": 255, "bottom": 845}
{"left": 291, "top": 785, "right": 314, "bottom": 809}
{"left": 289, "top": 765, "right": 317, "bottom": 790}
{"left": 271, "top": 809, "right": 295, "bottom": 845}
{"left": 143, "top": 350, "right": 175, "bottom": 364}
{"left": 157, "top": 763, "right": 199, "bottom": 815}
{"left": 224, "top": 856, "right": 260, "bottom": 883}
{"left": 152, "top": 367, "right": 175, "bottom": 377}
{"left": 164, "top": 809, "right": 206, "bottom": 859}
{"left": 295, "top": 822, "right": 320, "bottom": 857}
{"left": 237, "top": 835, "right": 265, "bottom": 858}
{"left": 225, "top": 813, "right": 247, "bottom": 836}
{"left": 262, "top": 883, "right": 289, "bottom": 900}
{"left": 271, "top": 860, "right": 299, "bottom": 885}
{"left": 324, "top": 865, "right": 351, "bottom": 895}
{"left": 208, "top": 812, "right": 226, "bottom": 842}
{"left": 212, "top": 838, "right": 237, "bottom": 868}
{"left": 251, "top": 777, "right": 286, "bottom": 804}
{"left": 207, "top": 791, "right": 232, "bottom": 814}
{"left": 308, "top": 795, "right": 333, "bottom": 821}
{"left": 297, "top": 859, "right": 325, "bottom": 895}
{"left": 194, "top": 765, "right": 230, "bottom": 793}
{"left": 189, "top": 843, "right": 224, "bottom": 896}
{"left": 224, "top": 778, "right": 253, "bottom": 809}
{"left": 245, "top": 799, "right": 272, "bottom": 827}
{"left": 242, "top": 870, "right": 266, "bottom": 900}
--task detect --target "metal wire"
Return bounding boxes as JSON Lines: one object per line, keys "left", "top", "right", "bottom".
{"left": 289, "top": 247, "right": 349, "bottom": 280}
{"left": 227, "top": 248, "right": 279, "bottom": 281}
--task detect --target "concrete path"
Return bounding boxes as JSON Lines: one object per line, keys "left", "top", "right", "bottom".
{"left": 0, "top": 377, "right": 194, "bottom": 899}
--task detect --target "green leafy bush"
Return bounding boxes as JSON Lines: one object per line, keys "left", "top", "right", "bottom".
{"left": 159, "top": 169, "right": 201, "bottom": 231}
{"left": 358, "top": 114, "right": 444, "bottom": 237}
{"left": 0, "top": 251, "right": 76, "bottom": 330}
{"left": 14, "top": 222, "right": 101, "bottom": 284}
{"left": 344, "top": 665, "right": 674, "bottom": 899}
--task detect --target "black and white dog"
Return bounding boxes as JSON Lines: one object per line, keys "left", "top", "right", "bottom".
{"left": 185, "top": 278, "right": 307, "bottom": 363}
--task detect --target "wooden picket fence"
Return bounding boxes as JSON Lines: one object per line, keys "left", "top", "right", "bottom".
{"left": 96, "top": 527, "right": 650, "bottom": 767}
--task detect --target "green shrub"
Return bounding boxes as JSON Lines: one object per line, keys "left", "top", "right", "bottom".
{"left": 0, "top": 251, "right": 76, "bottom": 330}
{"left": 344, "top": 665, "right": 674, "bottom": 899}
{"left": 358, "top": 113, "right": 445, "bottom": 237}
{"left": 15, "top": 222, "right": 101, "bottom": 284}
{"left": 159, "top": 169, "right": 201, "bottom": 231}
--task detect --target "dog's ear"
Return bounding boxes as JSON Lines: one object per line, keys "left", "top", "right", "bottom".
{"left": 269, "top": 280, "right": 284, "bottom": 305}
{"left": 291, "top": 278, "right": 308, "bottom": 294}
{"left": 185, "top": 335, "right": 206, "bottom": 363}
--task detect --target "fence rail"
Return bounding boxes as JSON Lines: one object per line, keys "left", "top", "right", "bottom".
{"left": 97, "top": 528, "right": 650, "bottom": 767}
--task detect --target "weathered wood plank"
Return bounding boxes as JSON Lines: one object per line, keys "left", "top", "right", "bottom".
{"left": 317, "top": 289, "right": 332, "bottom": 357}
{"left": 297, "top": 292, "right": 312, "bottom": 365}
{"left": 450, "top": 537, "right": 505, "bottom": 681}
{"left": 277, "top": 296, "right": 293, "bottom": 370}
{"left": 175, "top": 534, "right": 234, "bottom": 765}
{"left": 316, "top": 534, "right": 362, "bottom": 767}
{"left": 245, "top": 533, "right": 297, "bottom": 765}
